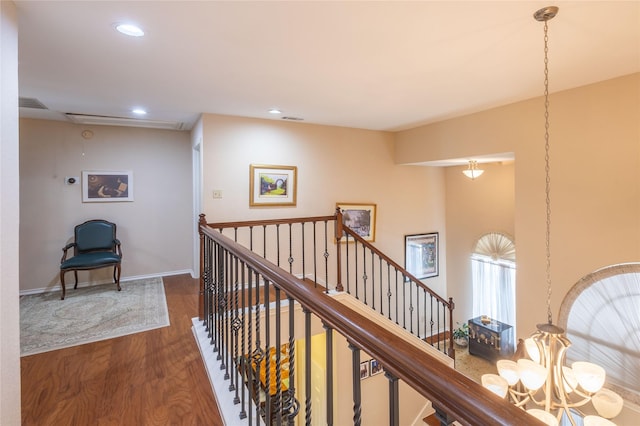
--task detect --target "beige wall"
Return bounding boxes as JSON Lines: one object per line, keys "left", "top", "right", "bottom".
{"left": 200, "top": 113, "right": 449, "bottom": 297}
{"left": 396, "top": 73, "right": 640, "bottom": 339}
{"left": 444, "top": 161, "right": 515, "bottom": 329}
{"left": 19, "top": 119, "right": 194, "bottom": 293}
{"left": 1, "top": 1, "right": 21, "bottom": 423}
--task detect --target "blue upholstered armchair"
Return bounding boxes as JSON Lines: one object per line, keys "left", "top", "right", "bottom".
{"left": 59, "top": 219, "right": 122, "bottom": 300}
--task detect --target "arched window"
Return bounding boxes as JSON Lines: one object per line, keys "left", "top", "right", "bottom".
{"left": 471, "top": 232, "right": 516, "bottom": 331}
{"left": 558, "top": 263, "right": 640, "bottom": 405}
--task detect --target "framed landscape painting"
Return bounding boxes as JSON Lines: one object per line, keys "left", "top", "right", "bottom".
{"left": 250, "top": 164, "right": 297, "bottom": 207}
{"left": 82, "top": 170, "right": 133, "bottom": 202}
{"left": 404, "top": 232, "right": 439, "bottom": 279}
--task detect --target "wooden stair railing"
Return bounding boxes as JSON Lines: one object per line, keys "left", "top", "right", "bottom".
{"left": 198, "top": 217, "right": 542, "bottom": 426}
{"left": 335, "top": 208, "right": 455, "bottom": 357}
{"left": 200, "top": 209, "right": 454, "bottom": 359}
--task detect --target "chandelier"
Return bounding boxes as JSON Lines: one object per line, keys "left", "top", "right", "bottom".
{"left": 480, "top": 6, "right": 624, "bottom": 426}
{"left": 462, "top": 160, "right": 484, "bottom": 179}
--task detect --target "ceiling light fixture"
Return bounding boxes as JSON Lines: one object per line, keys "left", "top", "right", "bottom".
{"left": 132, "top": 108, "right": 147, "bottom": 115}
{"left": 462, "top": 160, "right": 484, "bottom": 180}
{"left": 268, "top": 108, "right": 282, "bottom": 114}
{"left": 115, "top": 23, "right": 145, "bottom": 37}
{"left": 481, "top": 7, "right": 623, "bottom": 426}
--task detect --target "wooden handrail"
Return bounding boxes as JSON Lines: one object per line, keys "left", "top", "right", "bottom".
{"left": 200, "top": 224, "right": 542, "bottom": 426}
{"left": 206, "top": 215, "right": 336, "bottom": 230}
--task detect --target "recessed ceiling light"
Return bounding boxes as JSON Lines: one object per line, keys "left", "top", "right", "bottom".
{"left": 132, "top": 108, "right": 147, "bottom": 115}
{"left": 115, "top": 23, "right": 145, "bottom": 37}
{"left": 268, "top": 108, "right": 282, "bottom": 114}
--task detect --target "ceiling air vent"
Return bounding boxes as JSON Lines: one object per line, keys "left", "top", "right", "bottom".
{"left": 65, "top": 113, "right": 185, "bottom": 130}
{"left": 19, "top": 97, "right": 48, "bottom": 109}
{"left": 282, "top": 116, "right": 304, "bottom": 121}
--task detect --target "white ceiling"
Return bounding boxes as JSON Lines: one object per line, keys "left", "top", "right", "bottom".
{"left": 16, "top": 1, "right": 640, "bottom": 136}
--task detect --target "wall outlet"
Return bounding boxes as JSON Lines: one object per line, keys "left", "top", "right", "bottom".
{"left": 212, "top": 190, "right": 223, "bottom": 199}
{"left": 65, "top": 176, "right": 80, "bottom": 185}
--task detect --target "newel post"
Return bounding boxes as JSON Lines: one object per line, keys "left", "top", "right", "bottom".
{"left": 198, "top": 213, "right": 207, "bottom": 320}
{"left": 448, "top": 296, "right": 455, "bottom": 359}
{"left": 335, "top": 207, "right": 344, "bottom": 292}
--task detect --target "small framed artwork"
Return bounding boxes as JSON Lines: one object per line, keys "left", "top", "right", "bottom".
{"left": 336, "top": 203, "right": 377, "bottom": 242}
{"left": 250, "top": 164, "right": 297, "bottom": 207}
{"left": 370, "top": 359, "right": 383, "bottom": 376}
{"left": 405, "top": 232, "right": 439, "bottom": 279}
{"left": 359, "top": 360, "right": 370, "bottom": 380}
{"left": 82, "top": 170, "right": 133, "bottom": 202}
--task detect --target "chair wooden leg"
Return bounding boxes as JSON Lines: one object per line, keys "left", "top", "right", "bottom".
{"left": 73, "top": 271, "right": 79, "bottom": 289}
{"left": 60, "top": 271, "right": 66, "bottom": 300}
{"left": 114, "top": 265, "right": 122, "bottom": 291}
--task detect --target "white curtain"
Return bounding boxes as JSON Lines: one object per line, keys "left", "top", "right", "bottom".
{"left": 471, "top": 254, "right": 516, "bottom": 330}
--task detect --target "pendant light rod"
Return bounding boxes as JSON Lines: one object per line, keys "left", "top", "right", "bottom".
{"left": 535, "top": 5, "right": 557, "bottom": 327}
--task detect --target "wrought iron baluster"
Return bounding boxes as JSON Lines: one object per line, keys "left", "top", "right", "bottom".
{"left": 285, "top": 295, "right": 299, "bottom": 425}
{"left": 345, "top": 234, "right": 350, "bottom": 294}
{"left": 362, "top": 245, "right": 367, "bottom": 305}
{"left": 325, "top": 324, "right": 334, "bottom": 426}
{"left": 276, "top": 224, "right": 281, "bottom": 268}
{"left": 216, "top": 246, "right": 225, "bottom": 359}
{"left": 354, "top": 240, "right": 359, "bottom": 300}
{"left": 303, "top": 307, "right": 312, "bottom": 426}
{"left": 222, "top": 251, "right": 230, "bottom": 380}
{"left": 349, "top": 342, "right": 362, "bottom": 426}
{"left": 263, "top": 225, "right": 267, "bottom": 259}
{"left": 239, "top": 261, "right": 248, "bottom": 420}
{"left": 312, "top": 222, "right": 318, "bottom": 287}
{"left": 252, "top": 270, "right": 262, "bottom": 426}
{"left": 301, "top": 223, "right": 306, "bottom": 282}
{"left": 264, "top": 279, "right": 271, "bottom": 426}
{"left": 385, "top": 370, "right": 399, "bottom": 426}
{"left": 429, "top": 294, "right": 435, "bottom": 348}
{"left": 230, "top": 254, "right": 239, "bottom": 394}
{"left": 323, "top": 221, "right": 329, "bottom": 293}
{"left": 437, "top": 300, "right": 441, "bottom": 352}
{"left": 420, "top": 288, "right": 426, "bottom": 340}
{"left": 409, "top": 281, "right": 414, "bottom": 334}
{"left": 386, "top": 264, "right": 392, "bottom": 320}
{"left": 402, "top": 273, "right": 407, "bottom": 330}
{"left": 394, "top": 268, "right": 399, "bottom": 325}
{"left": 274, "top": 287, "right": 282, "bottom": 424}
{"left": 288, "top": 223, "right": 294, "bottom": 275}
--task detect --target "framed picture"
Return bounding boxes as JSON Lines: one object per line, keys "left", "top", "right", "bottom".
{"left": 250, "top": 164, "right": 297, "bottom": 207}
{"left": 359, "top": 360, "right": 370, "bottom": 380}
{"left": 405, "top": 232, "right": 439, "bottom": 279}
{"left": 82, "top": 170, "right": 133, "bottom": 202}
{"left": 336, "top": 203, "right": 376, "bottom": 242}
{"left": 370, "top": 359, "right": 383, "bottom": 376}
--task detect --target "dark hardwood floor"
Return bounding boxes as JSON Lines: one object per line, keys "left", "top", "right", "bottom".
{"left": 21, "top": 274, "right": 223, "bottom": 426}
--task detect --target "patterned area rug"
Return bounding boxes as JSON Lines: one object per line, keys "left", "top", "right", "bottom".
{"left": 20, "top": 276, "right": 169, "bottom": 356}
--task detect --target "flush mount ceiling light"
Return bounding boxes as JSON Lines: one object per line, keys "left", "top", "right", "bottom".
{"left": 115, "top": 23, "right": 145, "bottom": 37}
{"left": 132, "top": 108, "right": 147, "bottom": 115}
{"left": 462, "top": 160, "right": 484, "bottom": 180}
{"left": 481, "top": 7, "right": 623, "bottom": 426}
{"left": 268, "top": 108, "right": 282, "bottom": 114}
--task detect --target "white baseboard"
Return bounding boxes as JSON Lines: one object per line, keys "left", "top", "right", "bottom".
{"left": 191, "top": 317, "right": 263, "bottom": 425}
{"left": 19, "top": 269, "right": 195, "bottom": 296}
